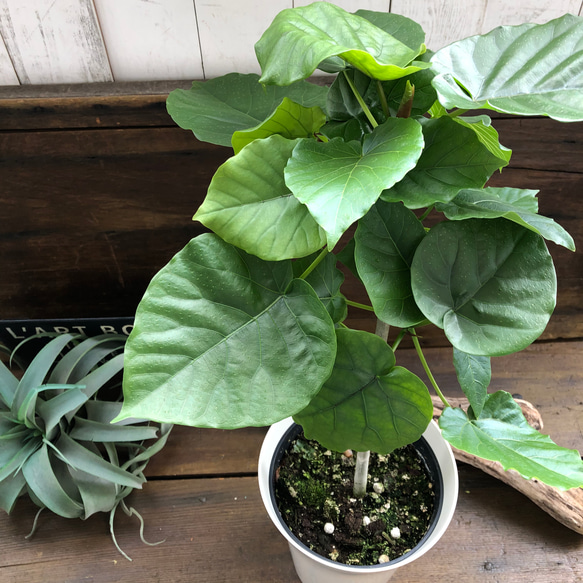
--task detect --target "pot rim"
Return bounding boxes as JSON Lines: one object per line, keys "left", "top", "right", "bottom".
{"left": 258, "top": 417, "right": 459, "bottom": 574}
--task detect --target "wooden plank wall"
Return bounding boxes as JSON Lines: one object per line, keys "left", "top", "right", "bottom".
{"left": 0, "top": 86, "right": 582, "bottom": 347}
{"left": 1, "top": 0, "right": 583, "bottom": 86}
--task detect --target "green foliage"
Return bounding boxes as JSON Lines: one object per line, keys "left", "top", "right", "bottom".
{"left": 0, "top": 334, "right": 172, "bottom": 559}
{"left": 120, "top": 2, "right": 583, "bottom": 489}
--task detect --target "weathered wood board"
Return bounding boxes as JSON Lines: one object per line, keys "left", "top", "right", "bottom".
{"left": 1, "top": 93, "right": 582, "bottom": 347}
{"left": 0, "top": 342, "right": 581, "bottom": 582}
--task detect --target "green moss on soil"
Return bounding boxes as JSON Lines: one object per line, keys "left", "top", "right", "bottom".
{"left": 275, "top": 433, "right": 436, "bottom": 566}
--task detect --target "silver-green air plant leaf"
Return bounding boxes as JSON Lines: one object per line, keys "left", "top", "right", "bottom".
{"left": 255, "top": 2, "right": 429, "bottom": 86}
{"left": 437, "top": 187, "right": 575, "bottom": 251}
{"left": 117, "top": 233, "right": 337, "bottom": 428}
{"left": 431, "top": 14, "right": 583, "bottom": 121}
{"left": 381, "top": 116, "right": 508, "bottom": 209}
{"left": 285, "top": 117, "right": 424, "bottom": 249}
{"left": 294, "top": 328, "right": 433, "bottom": 454}
{"left": 411, "top": 218, "right": 557, "bottom": 356}
{"left": 193, "top": 135, "right": 326, "bottom": 261}
{"left": 440, "top": 391, "right": 583, "bottom": 490}
{"left": 167, "top": 73, "right": 328, "bottom": 147}
{"left": 0, "top": 334, "right": 172, "bottom": 560}
{"left": 354, "top": 200, "right": 426, "bottom": 327}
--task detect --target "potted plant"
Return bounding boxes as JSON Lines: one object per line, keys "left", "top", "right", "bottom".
{"left": 116, "top": 2, "right": 583, "bottom": 579}
{"left": 0, "top": 333, "right": 172, "bottom": 560}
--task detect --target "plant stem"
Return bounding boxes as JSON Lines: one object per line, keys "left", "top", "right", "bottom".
{"left": 391, "top": 328, "right": 407, "bottom": 352}
{"left": 345, "top": 299, "right": 375, "bottom": 312}
{"left": 298, "top": 248, "right": 328, "bottom": 280}
{"left": 418, "top": 205, "right": 434, "bottom": 222}
{"left": 343, "top": 71, "right": 378, "bottom": 129}
{"left": 353, "top": 450, "right": 370, "bottom": 498}
{"left": 353, "top": 318, "right": 390, "bottom": 498}
{"left": 448, "top": 108, "right": 469, "bottom": 118}
{"left": 411, "top": 330, "right": 451, "bottom": 408}
{"left": 376, "top": 80, "right": 389, "bottom": 118}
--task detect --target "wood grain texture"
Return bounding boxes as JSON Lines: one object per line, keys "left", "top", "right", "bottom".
{"left": 1, "top": 96, "right": 581, "bottom": 342}
{"left": 195, "top": 0, "right": 291, "bottom": 78}
{"left": 0, "top": 29, "right": 18, "bottom": 85}
{"left": 392, "top": 0, "right": 583, "bottom": 50}
{"left": 0, "top": 0, "right": 112, "bottom": 84}
{"left": 93, "top": 0, "right": 204, "bottom": 82}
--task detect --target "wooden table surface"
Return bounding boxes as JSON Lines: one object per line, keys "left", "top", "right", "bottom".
{"left": 1, "top": 341, "right": 582, "bottom": 583}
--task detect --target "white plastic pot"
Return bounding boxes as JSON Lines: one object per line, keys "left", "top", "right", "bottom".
{"left": 258, "top": 418, "right": 458, "bottom": 583}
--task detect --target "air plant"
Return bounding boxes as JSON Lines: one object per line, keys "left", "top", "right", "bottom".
{"left": 0, "top": 333, "right": 172, "bottom": 560}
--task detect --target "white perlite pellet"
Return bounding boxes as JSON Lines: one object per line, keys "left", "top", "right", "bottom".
{"left": 324, "top": 522, "right": 335, "bottom": 534}
{"left": 390, "top": 526, "right": 401, "bottom": 539}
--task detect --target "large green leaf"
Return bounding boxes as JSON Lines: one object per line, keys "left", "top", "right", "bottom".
{"left": 411, "top": 218, "right": 556, "bottom": 356}
{"left": 354, "top": 200, "right": 426, "bottom": 327}
{"left": 231, "top": 98, "right": 326, "bottom": 154}
{"left": 117, "top": 234, "right": 336, "bottom": 428}
{"left": 167, "top": 73, "right": 328, "bottom": 147}
{"left": 255, "top": 2, "right": 428, "bottom": 86}
{"left": 294, "top": 328, "right": 432, "bottom": 454}
{"left": 437, "top": 187, "right": 575, "bottom": 251}
{"left": 440, "top": 391, "right": 583, "bottom": 490}
{"left": 453, "top": 116, "right": 512, "bottom": 165}
{"left": 452, "top": 348, "right": 491, "bottom": 418}
{"left": 354, "top": 10, "right": 425, "bottom": 51}
{"left": 431, "top": 15, "right": 583, "bottom": 121}
{"left": 382, "top": 116, "right": 506, "bottom": 209}
{"left": 285, "top": 118, "right": 424, "bottom": 249}
{"left": 194, "top": 135, "right": 326, "bottom": 260}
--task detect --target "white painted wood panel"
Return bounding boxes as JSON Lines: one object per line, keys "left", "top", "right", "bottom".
{"left": 480, "top": 0, "right": 583, "bottom": 32}
{"left": 391, "top": 0, "right": 493, "bottom": 50}
{"left": 0, "top": 0, "right": 112, "bottom": 84}
{"left": 392, "top": 0, "right": 583, "bottom": 50}
{"left": 294, "top": 0, "right": 390, "bottom": 11}
{"left": 195, "top": 0, "right": 291, "bottom": 78}
{"left": 0, "top": 29, "right": 18, "bottom": 85}
{"left": 1, "top": 0, "right": 582, "bottom": 87}
{"left": 94, "top": 0, "right": 203, "bottom": 82}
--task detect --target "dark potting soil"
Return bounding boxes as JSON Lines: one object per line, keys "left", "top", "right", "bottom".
{"left": 274, "top": 433, "right": 436, "bottom": 566}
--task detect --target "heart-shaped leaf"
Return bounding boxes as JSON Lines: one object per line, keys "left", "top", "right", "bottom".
{"left": 437, "top": 187, "right": 575, "bottom": 251}
{"left": 431, "top": 14, "right": 583, "bottom": 121}
{"left": 440, "top": 391, "right": 583, "bottom": 489}
{"left": 118, "top": 234, "right": 336, "bottom": 428}
{"left": 167, "top": 73, "right": 328, "bottom": 147}
{"left": 285, "top": 118, "right": 424, "bottom": 249}
{"left": 194, "top": 135, "right": 326, "bottom": 260}
{"left": 382, "top": 116, "right": 506, "bottom": 209}
{"left": 255, "top": 2, "right": 428, "bottom": 86}
{"left": 294, "top": 328, "right": 432, "bottom": 454}
{"left": 411, "top": 218, "right": 556, "bottom": 356}
{"left": 355, "top": 200, "right": 426, "bottom": 327}
{"left": 452, "top": 348, "right": 491, "bottom": 418}
{"left": 354, "top": 10, "right": 426, "bottom": 51}
{"left": 231, "top": 98, "right": 326, "bottom": 154}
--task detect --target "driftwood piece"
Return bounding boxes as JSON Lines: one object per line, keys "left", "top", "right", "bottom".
{"left": 432, "top": 396, "right": 583, "bottom": 535}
